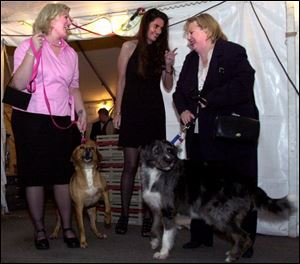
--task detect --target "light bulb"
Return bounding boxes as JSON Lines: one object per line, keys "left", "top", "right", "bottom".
{"left": 94, "top": 17, "right": 112, "bottom": 35}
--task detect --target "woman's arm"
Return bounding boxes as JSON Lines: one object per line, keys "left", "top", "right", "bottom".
{"left": 13, "top": 34, "right": 43, "bottom": 90}
{"left": 113, "top": 40, "right": 136, "bottom": 129}
{"left": 70, "top": 88, "right": 87, "bottom": 133}
{"left": 162, "top": 48, "right": 177, "bottom": 92}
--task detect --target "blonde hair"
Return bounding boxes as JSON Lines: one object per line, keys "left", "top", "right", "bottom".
{"left": 184, "top": 13, "right": 227, "bottom": 43}
{"left": 32, "top": 3, "right": 70, "bottom": 34}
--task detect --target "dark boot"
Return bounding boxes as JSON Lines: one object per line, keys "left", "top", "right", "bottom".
{"left": 183, "top": 219, "right": 213, "bottom": 249}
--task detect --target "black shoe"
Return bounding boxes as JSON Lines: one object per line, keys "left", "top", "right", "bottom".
{"left": 34, "top": 229, "right": 49, "bottom": 250}
{"left": 141, "top": 217, "right": 152, "bottom": 237}
{"left": 183, "top": 240, "right": 213, "bottom": 249}
{"left": 242, "top": 247, "right": 254, "bottom": 258}
{"left": 63, "top": 228, "right": 80, "bottom": 248}
{"left": 182, "top": 241, "right": 202, "bottom": 249}
{"left": 115, "top": 216, "right": 129, "bottom": 235}
{"left": 203, "top": 239, "right": 213, "bottom": 247}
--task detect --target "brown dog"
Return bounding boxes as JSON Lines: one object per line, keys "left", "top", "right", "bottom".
{"left": 50, "top": 140, "right": 111, "bottom": 248}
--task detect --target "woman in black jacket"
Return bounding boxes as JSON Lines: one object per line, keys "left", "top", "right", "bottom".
{"left": 173, "top": 13, "right": 259, "bottom": 258}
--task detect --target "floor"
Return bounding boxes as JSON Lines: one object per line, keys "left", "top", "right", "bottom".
{"left": 1, "top": 208, "right": 299, "bottom": 263}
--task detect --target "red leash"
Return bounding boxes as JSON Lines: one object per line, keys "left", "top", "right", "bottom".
{"left": 80, "top": 132, "right": 87, "bottom": 144}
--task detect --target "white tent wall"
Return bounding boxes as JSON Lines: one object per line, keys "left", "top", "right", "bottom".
{"left": 162, "top": 1, "right": 299, "bottom": 237}
{"left": 1, "top": 1, "right": 299, "bottom": 237}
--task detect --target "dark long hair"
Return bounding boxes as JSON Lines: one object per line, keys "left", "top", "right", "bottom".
{"left": 136, "top": 8, "right": 169, "bottom": 78}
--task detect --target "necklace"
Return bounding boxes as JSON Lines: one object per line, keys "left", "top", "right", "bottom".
{"left": 46, "top": 38, "right": 63, "bottom": 47}
{"left": 51, "top": 40, "right": 62, "bottom": 47}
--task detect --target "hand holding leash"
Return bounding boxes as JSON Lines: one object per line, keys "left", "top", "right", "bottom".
{"left": 31, "top": 33, "right": 44, "bottom": 52}
{"left": 171, "top": 112, "right": 196, "bottom": 145}
{"left": 76, "top": 109, "right": 87, "bottom": 133}
{"left": 180, "top": 110, "right": 195, "bottom": 126}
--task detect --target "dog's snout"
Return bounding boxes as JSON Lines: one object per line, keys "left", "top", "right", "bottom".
{"left": 164, "top": 155, "right": 170, "bottom": 161}
{"left": 164, "top": 154, "right": 173, "bottom": 162}
{"left": 83, "top": 147, "right": 93, "bottom": 160}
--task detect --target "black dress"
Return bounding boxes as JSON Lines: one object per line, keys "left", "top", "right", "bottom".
{"left": 118, "top": 45, "right": 166, "bottom": 147}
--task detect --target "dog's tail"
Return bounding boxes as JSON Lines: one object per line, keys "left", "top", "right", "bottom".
{"left": 252, "top": 187, "right": 294, "bottom": 218}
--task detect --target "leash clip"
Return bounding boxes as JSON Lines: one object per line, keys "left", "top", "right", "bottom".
{"left": 182, "top": 120, "right": 194, "bottom": 132}
{"left": 80, "top": 131, "right": 87, "bottom": 144}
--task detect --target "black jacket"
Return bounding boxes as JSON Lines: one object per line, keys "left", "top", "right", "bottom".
{"left": 173, "top": 38, "right": 259, "bottom": 181}
{"left": 90, "top": 118, "right": 114, "bottom": 140}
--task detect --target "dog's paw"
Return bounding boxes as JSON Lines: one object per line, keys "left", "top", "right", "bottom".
{"left": 150, "top": 238, "right": 160, "bottom": 249}
{"left": 80, "top": 241, "right": 88, "bottom": 248}
{"left": 225, "top": 252, "right": 239, "bottom": 263}
{"left": 225, "top": 255, "right": 237, "bottom": 263}
{"left": 153, "top": 251, "right": 169, "bottom": 259}
{"left": 104, "top": 214, "right": 112, "bottom": 226}
{"left": 96, "top": 232, "right": 107, "bottom": 239}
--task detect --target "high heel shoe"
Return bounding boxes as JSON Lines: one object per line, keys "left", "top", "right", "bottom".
{"left": 34, "top": 229, "right": 49, "bottom": 250}
{"left": 115, "top": 216, "right": 129, "bottom": 235}
{"left": 63, "top": 228, "right": 80, "bottom": 248}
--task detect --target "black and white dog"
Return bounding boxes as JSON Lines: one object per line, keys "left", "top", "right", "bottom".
{"left": 140, "top": 140, "right": 293, "bottom": 262}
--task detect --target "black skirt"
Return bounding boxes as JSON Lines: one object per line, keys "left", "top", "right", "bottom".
{"left": 11, "top": 109, "right": 80, "bottom": 187}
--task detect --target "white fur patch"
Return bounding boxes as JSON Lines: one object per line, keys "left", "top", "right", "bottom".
{"left": 154, "top": 228, "right": 176, "bottom": 259}
{"left": 142, "top": 167, "right": 161, "bottom": 210}
{"left": 190, "top": 210, "right": 200, "bottom": 219}
{"left": 162, "top": 228, "right": 176, "bottom": 251}
{"left": 143, "top": 191, "right": 161, "bottom": 210}
{"left": 84, "top": 168, "right": 98, "bottom": 196}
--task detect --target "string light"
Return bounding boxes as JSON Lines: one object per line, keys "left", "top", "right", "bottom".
{"left": 97, "top": 99, "right": 113, "bottom": 111}
{"left": 93, "top": 17, "right": 113, "bottom": 35}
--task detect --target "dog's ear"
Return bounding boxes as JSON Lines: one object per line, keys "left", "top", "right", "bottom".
{"left": 89, "top": 141, "right": 102, "bottom": 162}
{"left": 70, "top": 146, "right": 78, "bottom": 163}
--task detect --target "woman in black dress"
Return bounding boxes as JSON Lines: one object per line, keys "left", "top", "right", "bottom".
{"left": 113, "top": 8, "right": 177, "bottom": 236}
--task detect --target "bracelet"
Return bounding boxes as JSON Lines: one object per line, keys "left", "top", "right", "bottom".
{"left": 26, "top": 50, "right": 34, "bottom": 57}
{"left": 77, "top": 109, "right": 83, "bottom": 116}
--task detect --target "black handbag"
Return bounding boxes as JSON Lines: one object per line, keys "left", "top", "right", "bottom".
{"left": 2, "top": 85, "right": 32, "bottom": 110}
{"left": 214, "top": 114, "right": 260, "bottom": 142}
{"left": 3, "top": 38, "right": 42, "bottom": 110}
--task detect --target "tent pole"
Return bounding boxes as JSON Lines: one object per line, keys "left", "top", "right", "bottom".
{"left": 75, "top": 41, "right": 116, "bottom": 102}
{"left": 1, "top": 39, "right": 9, "bottom": 214}
{"left": 286, "top": 1, "right": 299, "bottom": 238}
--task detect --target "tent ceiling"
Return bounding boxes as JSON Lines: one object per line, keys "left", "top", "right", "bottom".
{"left": 1, "top": 1, "right": 186, "bottom": 102}
{"left": 71, "top": 36, "right": 125, "bottom": 102}
{"left": 1, "top": 1, "right": 180, "bottom": 23}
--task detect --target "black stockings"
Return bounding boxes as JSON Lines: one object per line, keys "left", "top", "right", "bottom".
{"left": 120, "top": 147, "right": 151, "bottom": 218}
{"left": 26, "top": 186, "right": 45, "bottom": 239}
{"left": 25, "top": 184, "right": 75, "bottom": 239}
{"left": 53, "top": 184, "right": 75, "bottom": 238}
